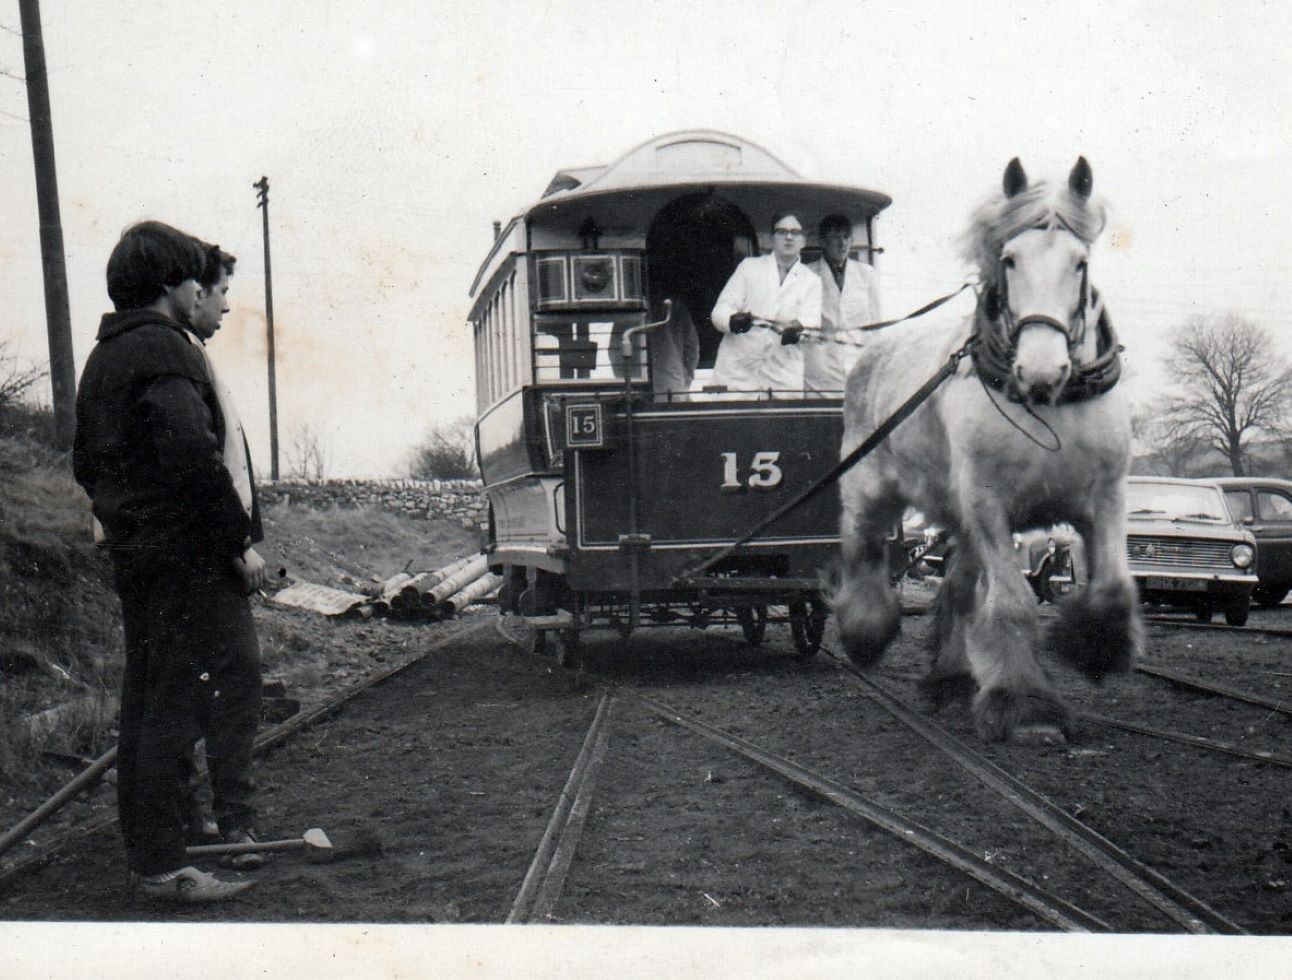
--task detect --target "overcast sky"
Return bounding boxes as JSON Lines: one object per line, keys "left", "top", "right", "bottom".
{"left": 2, "top": 0, "right": 1289, "bottom": 477}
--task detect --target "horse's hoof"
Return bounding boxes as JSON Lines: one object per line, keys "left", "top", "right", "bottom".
{"left": 1048, "top": 586, "right": 1142, "bottom": 682}
{"left": 973, "top": 687, "right": 1072, "bottom": 743}
{"left": 835, "top": 602, "right": 901, "bottom": 666}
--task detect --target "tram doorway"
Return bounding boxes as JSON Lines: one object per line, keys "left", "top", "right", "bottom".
{"left": 645, "top": 193, "right": 759, "bottom": 370}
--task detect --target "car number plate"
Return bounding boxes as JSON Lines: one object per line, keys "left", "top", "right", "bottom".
{"left": 1144, "top": 576, "right": 1207, "bottom": 592}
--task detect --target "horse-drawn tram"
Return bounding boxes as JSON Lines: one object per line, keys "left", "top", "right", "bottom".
{"left": 470, "top": 130, "right": 891, "bottom": 663}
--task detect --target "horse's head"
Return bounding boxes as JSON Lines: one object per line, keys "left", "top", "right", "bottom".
{"left": 971, "top": 157, "right": 1105, "bottom": 405}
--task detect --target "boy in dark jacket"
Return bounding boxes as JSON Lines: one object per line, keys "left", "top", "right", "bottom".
{"left": 73, "top": 221, "right": 268, "bottom": 904}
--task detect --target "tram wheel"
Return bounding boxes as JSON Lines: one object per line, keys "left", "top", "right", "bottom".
{"left": 555, "top": 629, "right": 582, "bottom": 669}
{"left": 789, "top": 600, "right": 827, "bottom": 660}
{"left": 736, "top": 605, "right": 768, "bottom": 646}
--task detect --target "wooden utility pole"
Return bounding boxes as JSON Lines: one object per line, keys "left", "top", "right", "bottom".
{"left": 18, "top": 0, "right": 76, "bottom": 450}
{"left": 254, "top": 176, "right": 279, "bottom": 480}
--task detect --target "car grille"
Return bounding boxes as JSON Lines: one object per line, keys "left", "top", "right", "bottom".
{"left": 1126, "top": 535, "right": 1233, "bottom": 570}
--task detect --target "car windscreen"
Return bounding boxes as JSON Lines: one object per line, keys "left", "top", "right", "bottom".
{"left": 1126, "top": 482, "right": 1230, "bottom": 523}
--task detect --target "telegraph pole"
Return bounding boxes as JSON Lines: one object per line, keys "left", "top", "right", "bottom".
{"left": 19, "top": 0, "right": 76, "bottom": 450}
{"left": 253, "top": 176, "right": 279, "bottom": 480}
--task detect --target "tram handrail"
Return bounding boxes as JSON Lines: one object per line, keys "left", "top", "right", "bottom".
{"left": 619, "top": 299, "right": 673, "bottom": 360}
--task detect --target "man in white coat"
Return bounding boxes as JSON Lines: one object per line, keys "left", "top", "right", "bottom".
{"left": 805, "top": 214, "right": 882, "bottom": 395}
{"left": 710, "top": 211, "right": 821, "bottom": 397}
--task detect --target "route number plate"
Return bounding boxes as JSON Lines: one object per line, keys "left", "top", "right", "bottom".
{"left": 565, "top": 404, "right": 605, "bottom": 449}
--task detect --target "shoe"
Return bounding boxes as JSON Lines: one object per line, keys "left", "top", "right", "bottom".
{"left": 130, "top": 866, "right": 254, "bottom": 905}
{"left": 218, "top": 829, "right": 269, "bottom": 870}
{"left": 184, "top": 815, "right": 222, "bottom": 846}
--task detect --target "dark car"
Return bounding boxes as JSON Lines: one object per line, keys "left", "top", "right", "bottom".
{"left": 1210, "top": 476, "right": 1292, "bottom": 608}
{"left": 1125, "top": 476, "right": 1257, "bottom": 625}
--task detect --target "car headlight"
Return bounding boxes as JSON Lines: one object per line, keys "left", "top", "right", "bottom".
{"left": 1231, "top": 544, "right": 1254, "bottom": 568}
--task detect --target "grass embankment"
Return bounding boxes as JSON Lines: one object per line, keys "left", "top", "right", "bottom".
{"left": 0, "top": 407, "right": 120, "bottom": 786}
{"left": 0, "top": 404, "right": 479, "bottom": 812}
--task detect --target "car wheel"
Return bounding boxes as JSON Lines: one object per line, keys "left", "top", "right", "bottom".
{"left": 1222, "top": 594, "right": 1250, "bottom": 627}
{"left": 1253, "top": 585, "right": 1289, "bottom": 609}
{"left": 1194, "top": 599, "right": 1214, "bottom": 623}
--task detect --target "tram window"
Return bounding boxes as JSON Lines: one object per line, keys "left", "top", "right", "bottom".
{"left": 499, "top": 282, "right": 509, "bottom": 393}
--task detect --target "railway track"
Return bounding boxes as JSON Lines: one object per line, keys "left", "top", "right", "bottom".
{"left": 500, "top": 632, "right": 1263, "bottom": 933}
{"left": 6, "top": 608, "right": 1286, "bottom": 932}
{"left": 1143, "top": 616, "right": 1292, "bottom": 641}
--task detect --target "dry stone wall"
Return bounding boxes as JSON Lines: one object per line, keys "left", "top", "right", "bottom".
{"left": 258, "top": 479, "right": 488, "bottom": 529}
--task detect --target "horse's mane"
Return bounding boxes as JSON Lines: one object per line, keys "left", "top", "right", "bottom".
{"left": 961, "top": 179, "right": 1107, "bottom": 282}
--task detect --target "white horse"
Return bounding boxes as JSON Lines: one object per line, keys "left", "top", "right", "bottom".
{"left": 832, "top": 157, "right": 1142, "bottom": 742}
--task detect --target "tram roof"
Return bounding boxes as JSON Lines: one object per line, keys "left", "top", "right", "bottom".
{"left": 469, "top": 130, "right": 892, "bottom": 298}
{"left": 532, "top": 130, "right": 889, "bottom": 207}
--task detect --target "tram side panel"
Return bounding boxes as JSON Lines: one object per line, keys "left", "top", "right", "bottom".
{"left": 560, "top": 399, "right": 845, "bottom": 593}
{"left": 477, "top": 388, "right": 567, "bottom": 574}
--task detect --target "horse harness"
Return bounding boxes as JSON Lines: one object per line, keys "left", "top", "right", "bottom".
{"left": 974, "top": 282, "right": 1123, "bottom": 405}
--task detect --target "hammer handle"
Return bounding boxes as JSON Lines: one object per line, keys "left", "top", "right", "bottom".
{"left": 186, "top": 838, "right": 306, "bottom": 856}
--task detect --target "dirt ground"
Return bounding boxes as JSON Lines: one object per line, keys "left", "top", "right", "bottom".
{"left": 3, "top": 561, "right": 1290, "bottom": 935}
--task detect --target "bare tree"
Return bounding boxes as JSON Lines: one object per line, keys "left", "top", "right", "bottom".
{"left": 285, "top": 421, "right": 330, "bottom": 482}
{"left": 0, "top": 342, "right": 47, "bottom": 410}
{"left": 1132, "top": 410, "right": 1208, "bottom": 477}
{"left": 1157, "top": 314, "right": 1292, "bottom": 477}
{"left": 408, "top": 416, "right": 477, "bottom": 480}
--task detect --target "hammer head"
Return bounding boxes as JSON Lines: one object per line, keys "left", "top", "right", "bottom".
{"left": 303, "top": 827, "right": 335, "bottom": 863}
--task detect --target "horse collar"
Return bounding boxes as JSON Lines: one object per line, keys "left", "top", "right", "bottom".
{"left": 971, "top": 286, "right": 1122, "bottom": 405}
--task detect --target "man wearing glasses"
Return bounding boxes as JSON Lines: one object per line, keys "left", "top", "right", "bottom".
{"left": 710, "top": 211, "right": 821, "bottom": 397}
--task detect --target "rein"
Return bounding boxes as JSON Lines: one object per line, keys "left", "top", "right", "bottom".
{"left": 750, "top": 280, "right": 977, "bottom": 348}
{"left": 674, "top": 338, "right": 975, "bottom": 584}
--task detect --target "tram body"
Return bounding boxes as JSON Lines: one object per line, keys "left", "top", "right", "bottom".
{"left": 469, "top": 131, "right": 891, "bottom": 659}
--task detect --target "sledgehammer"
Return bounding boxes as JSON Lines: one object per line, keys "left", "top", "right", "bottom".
{"left": 186, "top": 827, "right": 381, "bottom": 864}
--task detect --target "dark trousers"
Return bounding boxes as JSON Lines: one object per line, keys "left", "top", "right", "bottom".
{"left": 114, "top": 557, "right": 262, "bottom": 875}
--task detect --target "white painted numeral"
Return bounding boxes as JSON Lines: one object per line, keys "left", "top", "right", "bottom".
{"left": 748, "top": 451, "right": 783, "bottom": 488}
{"left": 719, "top": 451, "right": 783, "bottom": 491}
{"left": 719, "top": 452, "right": 741, "bottom": 490}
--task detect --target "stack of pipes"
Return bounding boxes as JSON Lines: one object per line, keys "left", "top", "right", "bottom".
{"left": 397, "top": 555, "right": 480, "bottom": 617}
{"left": 361, "top": 554, "right": 501, "bottom": 622}
{"left": 436, "top": 572, "right": 503, "bottom": 619}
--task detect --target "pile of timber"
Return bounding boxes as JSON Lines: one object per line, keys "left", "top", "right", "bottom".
{"left": 358, "top": 553, "right": 501, "bottom": 622}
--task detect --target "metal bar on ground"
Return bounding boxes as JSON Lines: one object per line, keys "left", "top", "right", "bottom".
{"left": 0, "top": 619, "right": 485, "bottom": 888}
{"left": 0, "top": 747, "right": 117, "bottom": 861}
{"left": 507, "top": 692, "right": 615, "bottom": 924}
{"left": 837, "top": 661, "right": 1246, "bottom": 935}
{"left": 1079, "top": 712, "right": 1292, "bottom": 769}
{"left": 528, "top": 696, "right": 615, "bottom": 921}
{"left": 1143, "top": 618, "right": 1292, "bottom": 641}
{"left": 638, "top": 694, "right": 1110, "bottom": 933}
{"left": 1135, "top": 663, "right": 1292, "bottom": 718}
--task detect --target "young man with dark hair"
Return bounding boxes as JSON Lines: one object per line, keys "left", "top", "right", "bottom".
{"left": 73, "top": 221, "right": 268, "bottom": 904}
{"left": 805, "top": 213, "right": 881, "bottom": 394}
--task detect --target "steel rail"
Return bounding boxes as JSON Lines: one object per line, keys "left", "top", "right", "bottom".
{"left": 0, "top": 618, "right": 487, "bottom": 890}
{"left": 1078, "top": 712, "right": 1292, "bottom": 769}
{"left": 1135, "top": 663, "right": 1292, "bottom": 718}
{"left": 507, "top": 691, "right": 615, "bottom": 924}
{"left": 829, "top": 653, "right": 1247, "bottom": 935}
{"left": 873, "top": 668, "right": 1292, "bottom": 769}
{"left": 636, "top": 693, "right": 1111, "bottom": 933}
{"left": 1143, "top": 617, "right": 1292, "bottom": 640}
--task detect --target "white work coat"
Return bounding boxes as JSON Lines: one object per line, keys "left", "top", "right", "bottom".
{"left": 710, "top": 255, "right": 822, "bottom": 396}
{"left": 804, "top": 257, "right": 881, "bottom": 393}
